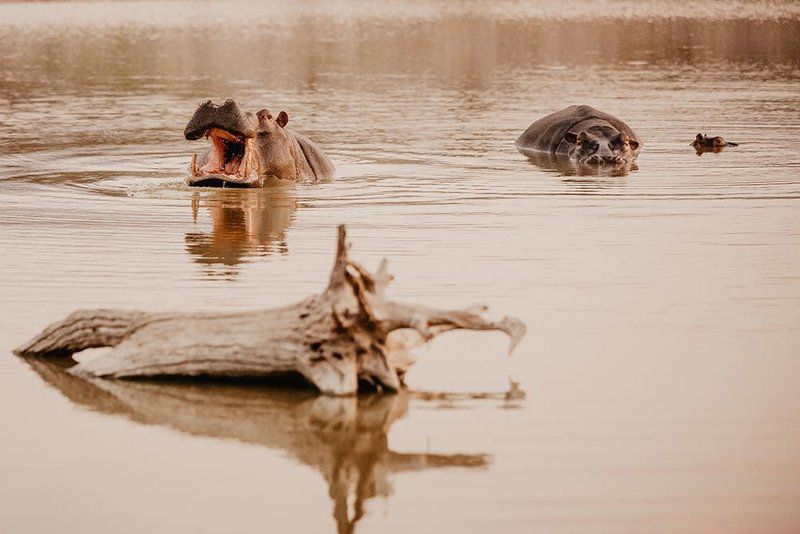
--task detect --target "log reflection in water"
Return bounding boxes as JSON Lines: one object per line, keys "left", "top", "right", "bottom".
{"left": 26, "top": 357, "right": 494, "bottom": 534}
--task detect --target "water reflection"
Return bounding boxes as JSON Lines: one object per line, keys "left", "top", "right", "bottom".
{"left": 185, "top": 187, "right": 297, "bottom": 278}
{"left": 521, "top": 150, "right": 636, "bottom": 178}
{"left": 25, "top": 357, "right": 493, "bottom": 534}
{"left": 1, "top": 12, "right": 799, "bottom": 110}
{"left": 694, "top": 146, "right": 728, "bottom": 156}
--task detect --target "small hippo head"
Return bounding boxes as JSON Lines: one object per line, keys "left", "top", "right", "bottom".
{"left": 692, "top": 133, "right": 725, "bottom": 149}
{"left": 692, "top": 133, "right": 738, "bottom": 154}
{"left": 564, "top": 127, "right": 640, "bottom": 165}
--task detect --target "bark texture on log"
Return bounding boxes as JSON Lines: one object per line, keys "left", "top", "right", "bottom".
{"left": 15, "top": 225, "right": 525, "bottom": 395}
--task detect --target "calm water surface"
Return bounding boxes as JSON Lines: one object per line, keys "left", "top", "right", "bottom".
{"left": 1, "top": 1, "right": 799, "bottom": 532}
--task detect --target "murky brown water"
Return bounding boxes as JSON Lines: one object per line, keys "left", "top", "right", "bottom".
{"left": 1, "top": 1, "right": 799, "bottom": 532}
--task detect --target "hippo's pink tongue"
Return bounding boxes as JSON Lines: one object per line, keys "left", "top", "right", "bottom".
{"left": 223, "top": 160, "right": 239, "bottom": 175}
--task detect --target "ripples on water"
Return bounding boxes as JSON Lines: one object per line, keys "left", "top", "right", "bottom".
{"left": 1, "top": 1, "right": 799, "bottom": 533}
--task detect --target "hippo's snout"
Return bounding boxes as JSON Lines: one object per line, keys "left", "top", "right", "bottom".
{"left": 184, "top": 99, "right": 258, "bottom": 141}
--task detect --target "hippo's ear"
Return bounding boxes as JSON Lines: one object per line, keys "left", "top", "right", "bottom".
{"left": 564, "top": 131, "right": 578, "bottom": 144}
{"left": 619, "top": 133, "right": 639, "bottom": 150}
{"left": 277, "top": 111, "right": 289, "bottom": 128}
{"left": 696, "top": 133, "right": 704, "bottom": 141}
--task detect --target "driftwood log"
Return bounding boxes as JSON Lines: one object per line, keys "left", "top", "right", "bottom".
{"left": 15, "top": 225, "right": 525, "bottom": 395}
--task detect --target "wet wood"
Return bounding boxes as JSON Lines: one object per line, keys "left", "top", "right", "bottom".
{"left": 15, "top": 225, "right": 525, "bottom": 395}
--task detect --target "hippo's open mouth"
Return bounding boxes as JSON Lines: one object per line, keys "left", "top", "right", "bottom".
{"left": 189, "top": 128, "right": 260, "bottom": 187}
{"left": 184, "top": 99, "right": 261, "bottom": 188}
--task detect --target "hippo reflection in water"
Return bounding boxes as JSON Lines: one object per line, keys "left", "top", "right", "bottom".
{"left": 185, "top": 188, "right": 297, "bottom": 278}
{"left": 184, "top": 99, "right": 335, "bottom": 187}
{"left": 524, "top": 151, "right": 638, "bottom": 179}
{"left": 516, "top": 105, "right": 642, "bottom": 166}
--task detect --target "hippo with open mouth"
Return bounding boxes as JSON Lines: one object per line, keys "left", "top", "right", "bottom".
{"left": 184, "top": 99, "right": 335, "bottom": 187}
{"left": 515, "top": 105, "right": 641, "bottom": 165}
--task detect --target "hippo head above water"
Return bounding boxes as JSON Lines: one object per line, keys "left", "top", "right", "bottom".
{"left": 516, "top": 105, "right": 642, "bottom": 168}
{"left": 184, "top": 99, "right": 335, "bottom": 187}
{"left": 563, "top": 128, "right": 640, "bottom": 165}
{"left": 691, "top": 133, "right": 738, "bottom": 154}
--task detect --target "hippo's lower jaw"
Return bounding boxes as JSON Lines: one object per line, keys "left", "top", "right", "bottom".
{"left": 187, "top": 128, "right": 262, "bottom": 188}
{"left": 186, "top": 173, "right": 264, "bottom": 188}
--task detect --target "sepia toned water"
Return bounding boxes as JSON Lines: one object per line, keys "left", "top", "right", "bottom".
{"left": 1, "top": 1, "right": 799, "bottom": 532}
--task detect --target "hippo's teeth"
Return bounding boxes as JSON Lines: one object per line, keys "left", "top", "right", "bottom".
{"left": 191, "top": 153, "right": 199, "bottom": 176}
{"left": 239, "top": 138, "right": 254, "bottom": 178}
{"left": 240, "top": 154, "right": 249, "bottom": 178}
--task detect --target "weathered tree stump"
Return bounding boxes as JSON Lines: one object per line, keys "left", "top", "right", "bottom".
{"left": 15, "top": 225, "right": 525, "bottom": 395}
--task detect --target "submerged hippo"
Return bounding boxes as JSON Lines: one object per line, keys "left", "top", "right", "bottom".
{"left": 516, "top": 105, "right": 641, "bottom": 165}
{"left": 184, "top": 99, "right": 335, "bottom": 187}
{"left": 691, "top": 133, "right": 738, "bottom": 153}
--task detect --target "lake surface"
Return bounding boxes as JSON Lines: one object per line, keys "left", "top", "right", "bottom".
{"left": 1, "top": 1, "right": 799, "bottom": 532}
